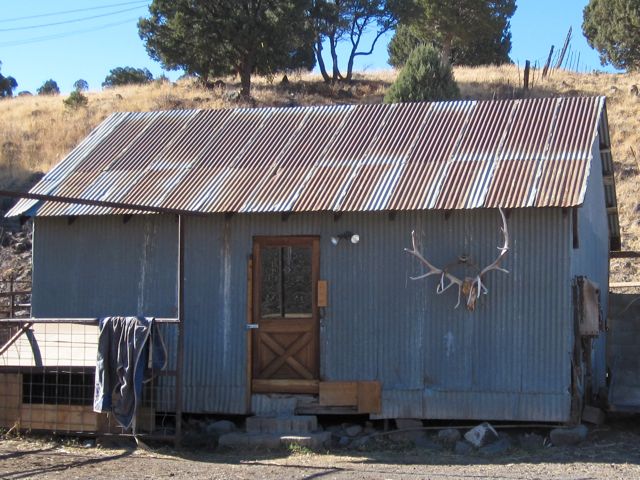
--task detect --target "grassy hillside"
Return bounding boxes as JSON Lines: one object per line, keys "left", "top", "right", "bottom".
{"left": 0, "top": 65, "right": 638, "bottom": 282}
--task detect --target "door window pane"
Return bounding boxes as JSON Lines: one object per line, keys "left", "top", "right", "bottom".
{"left": 260, "top": 245, "right": 312, "bottom": 318}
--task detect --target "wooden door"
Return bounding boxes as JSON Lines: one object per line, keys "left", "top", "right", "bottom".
{"left": 251, "top": 236, "right": 319, "bottom": 394}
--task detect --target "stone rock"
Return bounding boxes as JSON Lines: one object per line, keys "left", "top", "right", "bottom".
{"left": 479, "top": 436, "right": 511, "bottom": 456}
{"left": 414, "top": 434, "right": 442, "bottom": 451}
{"left": 247, "top": 434, "right": 281, "bottom": 449}
{"left": 338, "top": 436, "right": 351, "bottom": 447}
{"left": 207, "top": 420, "right": 235, "bottom": 435}
{"left": 344, "top": 425, "right": 362, "bottom": 437}
{"left": 464, "top": 422, "right": 499, "bottom": 448}
{"left": 390, "top": 430, "right": 423, "bottom": 442}
{"left": 550, "top": 424, "right": 588, "bottom": 446}
{"left": 518, "top": 432, "right": 545, "bottom": 450}
{"left": 281, "top": 431, "right": 332, "bottom": 450}
{"left": 437, "top": 428, "right": 461, "bottom": 447}
{"left": 352, "top": 436, "right": 370, "bottom": 449}
{"left": 582, "top": 405, "right": 606, "bottom": 425}
{"left": 326, "top": 425, "right": 342, "bottom": 434}
{"left": 13, "top": 242, "right": 28, "bottom": 253}
{"left": 454, "top": 440, "right": 473, "bottom": 455}
{"left": 363, "top": 421, "right": 376, "bottom": 434}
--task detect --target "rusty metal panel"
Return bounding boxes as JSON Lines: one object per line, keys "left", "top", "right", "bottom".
{"left": 9, "top": 97, "right": 609, "bottom": 219}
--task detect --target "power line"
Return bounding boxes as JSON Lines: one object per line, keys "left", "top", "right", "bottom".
{"left": 0, "top": 18, "right": 139, "bottom": 48}
{"left": 0, "top": 6, "right": 146, "bottom": 33}
{"left": 0, "top": 1, "right": 148, "bottom": 24}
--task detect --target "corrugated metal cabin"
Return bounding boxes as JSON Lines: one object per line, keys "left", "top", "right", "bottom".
{"left": 5, "top": 97, "right": 619, "bottom": 423}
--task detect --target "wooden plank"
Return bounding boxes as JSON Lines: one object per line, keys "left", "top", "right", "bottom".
{"left": 0, "top": 318, "right": 178, "bottom": 325}
{"left": 610, "top": 251, "right": 640, "bottom": 259}
{"left": 252, "top": 379, "right": 318, "bottom": 394}
{"left": 319, "top": 381, "right": 358, "bottom": 406}
{"left": 0, "top": 373, "right": 21, "bottom": 427}
{"left": 297, "top": 404, "right": 358, "bottom": 415}
{"left": 21, "top": 404, "right": 98, "bottom": 431}
{"left": 357, "top": 381, "right": 382, "bottom": 414}
{"left": 317, "top": 280, "right": 328, "bottom": 308}
{"left": 611, "top": 282, "right": 640, "bottom": 288}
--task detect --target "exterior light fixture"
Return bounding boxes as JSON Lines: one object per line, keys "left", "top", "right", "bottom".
{"left": 331, "top": 231, "right": 360, "bottom": 246}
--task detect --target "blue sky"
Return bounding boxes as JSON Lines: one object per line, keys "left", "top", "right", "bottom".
{"left": 0, "top": 1, "right": 618, "bottom": 94}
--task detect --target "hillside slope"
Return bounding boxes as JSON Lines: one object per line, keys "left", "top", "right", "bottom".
{"left": 0, "top": 65, "right": 637, "bottom": 282}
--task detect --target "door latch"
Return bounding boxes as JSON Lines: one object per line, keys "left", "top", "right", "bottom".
{"left": 246, "top": 323, "right": 259, "bottom": 330}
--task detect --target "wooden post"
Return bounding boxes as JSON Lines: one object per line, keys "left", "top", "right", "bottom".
{"left": 523, "top": 60, "right": 530, "bottom": 91}
{"left": 246, "top": 256, "right": 253, "bottom": 412}
{"left": 9, "top": 276, "right": 15, "bottom": 319}
{"left": 542, "top": 45, "right": 554, "bottom": 78}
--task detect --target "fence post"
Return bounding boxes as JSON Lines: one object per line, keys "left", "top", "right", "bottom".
{"left": 9, "top": 276, "right": 14, "bottom": 318}
{"left": 523, "top": 60, "right": 530, "bottom": 92}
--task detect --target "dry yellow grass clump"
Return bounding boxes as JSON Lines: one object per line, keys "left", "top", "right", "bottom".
{"left": 0, "top": 66, "right": 638, "bottom": 281}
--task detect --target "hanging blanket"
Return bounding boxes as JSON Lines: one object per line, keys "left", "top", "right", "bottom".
{"left": 93, "top": 316, "right": 167, "bottom": 430}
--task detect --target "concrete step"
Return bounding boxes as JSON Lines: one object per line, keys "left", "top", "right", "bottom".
{"left": 218, "top": 431, "right": 331, "bottom": 450}
{"left": 246, "top": 415, "right": 318, "bottom": 435}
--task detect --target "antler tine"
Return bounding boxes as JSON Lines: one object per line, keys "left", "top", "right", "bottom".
{"left": 405, "top": 230, "right": 464, "bottom": 302}
{"left": 479, "top": 207, "right": 510, "bottom": 277}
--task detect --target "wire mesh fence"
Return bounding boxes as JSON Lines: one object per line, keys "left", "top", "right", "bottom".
{"left": 0, "top": 318, "right": 178, "bottom": 441}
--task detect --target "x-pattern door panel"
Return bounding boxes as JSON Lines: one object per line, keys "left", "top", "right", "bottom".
{"left": 252, "top": 237, "right": 319, "bottom": 393}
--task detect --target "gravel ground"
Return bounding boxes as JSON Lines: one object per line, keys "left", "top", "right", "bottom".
{"left": 2, "top": 419, "right": 640, "bottom": 479}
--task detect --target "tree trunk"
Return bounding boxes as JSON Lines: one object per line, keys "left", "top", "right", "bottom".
{"left": 329, "top": 31, "right": 342, "bottom": 83}
{"left": 315, "top": 38, "right": 331, "bottom": 83}
{"left": 239, "top": 63, "right": 252, "bottom": 98}
{"left": 346, "top": 51, "right": 355, "bottom": 82}
{"left": 441, "top": 34, "right": 453, "bottom": 68}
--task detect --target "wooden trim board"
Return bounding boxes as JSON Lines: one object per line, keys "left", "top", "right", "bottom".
{"left": 319, "top": 381, "right": 381, "bottom": 414}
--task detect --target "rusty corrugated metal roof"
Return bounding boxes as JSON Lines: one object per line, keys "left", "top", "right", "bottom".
{"left": 8, "top": 97, "right": 610, "bottom": 217}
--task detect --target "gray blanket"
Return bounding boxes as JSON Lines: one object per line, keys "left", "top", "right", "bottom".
{"left": 93, "top": 316, "right": 167, "bottom": 430}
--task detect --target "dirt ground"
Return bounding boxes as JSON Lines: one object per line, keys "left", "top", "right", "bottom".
{"left": 2, "top": 418, "right": 640, "bottom": 479}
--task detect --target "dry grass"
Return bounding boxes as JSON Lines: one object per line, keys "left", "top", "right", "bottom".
{"left": 0, "top": 65, "right": 638, "bottom": 280}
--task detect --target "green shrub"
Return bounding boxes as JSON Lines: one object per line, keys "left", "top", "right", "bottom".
{"left": 384, "top": 44, "right": 459, "bottom": 103}
{"left": 63, "top": 91, "right": 88, "bottom": 109}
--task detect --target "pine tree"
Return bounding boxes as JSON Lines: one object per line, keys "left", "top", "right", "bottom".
{"left": 139, "top": 0, "right": 315, "bottom": 97}
{"left": 389, "top": 0, "right": 516, "bottom": 67}
{"left": 384, "top": 44, "right": 459, "bottom": 103}
{"left": 583, "top": 0, "right": 640, "bottom": 70}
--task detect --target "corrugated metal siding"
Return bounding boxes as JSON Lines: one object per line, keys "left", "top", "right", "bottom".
{"left": 32, "top": 208, "right": 575, "bottom": 421}
{"left": 9, "top": 97, "right": 606, "bottom": 217}
{"left": 570, "top": 141, "right": 610, "bottom": 391}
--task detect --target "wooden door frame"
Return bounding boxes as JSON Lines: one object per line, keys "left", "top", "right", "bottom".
{"left": 251, "top": 236, "right": 320, "bottom": 394}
